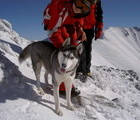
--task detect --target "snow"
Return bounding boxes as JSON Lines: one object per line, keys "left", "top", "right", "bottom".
{"left": 92, "top": 27, "right": 140, "bottom": 75}
{"left": 0, "top": 19, "right": 140, "bottom": 120}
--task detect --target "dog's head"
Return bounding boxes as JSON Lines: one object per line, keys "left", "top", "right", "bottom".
{"left": 57, "top": 39, "right": 83, "bottom": 73}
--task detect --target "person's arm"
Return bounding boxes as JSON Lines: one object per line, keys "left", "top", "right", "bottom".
{"left": 49, "top": 29, "right": 65, "bottom": 48}
{"left": 76, "top": 26, "right": 86, "bottom": 42}
{"left": 47, "top": 0, "right": 69, "bottom": 48}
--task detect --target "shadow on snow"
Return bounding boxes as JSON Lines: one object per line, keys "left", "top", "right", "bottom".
{"left": 0, "top": 50, "right": 65, "bottom": 113}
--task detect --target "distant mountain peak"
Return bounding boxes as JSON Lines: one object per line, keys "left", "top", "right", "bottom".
{"left": 0, "top": 19, "right": 12, "bottom": 32}
{"left": 0, "top": 19, "right": 30, "bottom": 51}
{"left": 133, "top": 26, "right": 140, "bottom": 32}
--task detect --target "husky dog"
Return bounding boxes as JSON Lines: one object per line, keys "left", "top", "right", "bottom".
{"left": 18, "top": 39, "right": 83, "bottom": 116}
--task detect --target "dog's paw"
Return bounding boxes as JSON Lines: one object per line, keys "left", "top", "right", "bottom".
{"left": 56, "top": 108, "right": 63, "bottom": 116}
{"left": 67, "top": 104, "right": 76, "bottom": 111}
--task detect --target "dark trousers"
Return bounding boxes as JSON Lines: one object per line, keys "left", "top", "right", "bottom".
{"left": 77, "top": 29, "right": 94, "bottom": 74}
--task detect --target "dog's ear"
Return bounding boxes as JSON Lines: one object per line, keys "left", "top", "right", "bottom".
{"left": 62, "top": 38, "right": 71, "bottom": 47}
{"left": 76, "top": 43, "right": 83, "bottom": 55}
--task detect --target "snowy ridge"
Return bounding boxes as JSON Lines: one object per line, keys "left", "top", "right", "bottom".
{"left": 0, "top": 19, "right": 31, "bottom": 65}
{"left": 92, "top": 27, "right": 140, "bottom": 75}
{"left": 75, "top": 66, "right": 140, "bottom": 120}
{"left": 0, "top": 19, "right": 30, "bottom": 51}
{"left": 0, "top": 19, "right": 140, "bottom": 120}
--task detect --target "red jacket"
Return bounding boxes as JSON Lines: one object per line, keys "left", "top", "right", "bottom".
{"left": 83, "top": 1, "right": 103, "bottom": 30}
{"left": 83, "top": 5, "right": 97, "bottom": 29}
{"left": 43, "top": 0, "right": 84, "bottom": 48}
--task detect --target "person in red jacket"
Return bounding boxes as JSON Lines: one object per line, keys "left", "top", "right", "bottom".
{"left": 76, "top": 0, "right": 103, "bottom": 82}
{"left": 43, "top": 0, "right": 95, "bottom": 96}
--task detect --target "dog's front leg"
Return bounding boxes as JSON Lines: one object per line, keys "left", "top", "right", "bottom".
{"left": 44, "top": 72, "right": 49, "bottom": 85}
{"left": 65, "top": 79, "right": 76, "bottom": 111}
{"left": 53, "top": 83, "right": 63, "bottom": 116}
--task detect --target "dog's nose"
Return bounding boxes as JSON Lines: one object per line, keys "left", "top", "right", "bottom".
{"left": 62, "top": 63, "right": 67, "bottom": 68}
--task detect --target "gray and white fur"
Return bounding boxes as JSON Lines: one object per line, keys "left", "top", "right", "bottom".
{"left": 18, "top": 39, "right": 83, "bottom": 116}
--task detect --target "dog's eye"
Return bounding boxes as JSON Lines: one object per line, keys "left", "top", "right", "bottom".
{"left": 63, "top": 53, "right": 67, "bottom": 57}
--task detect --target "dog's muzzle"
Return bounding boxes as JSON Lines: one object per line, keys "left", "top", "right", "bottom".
{"left": 60, "top": 68, "right": 66, "bottom": 73}
{"left": 60, "top": 63, "right": 67, "bottom": 73}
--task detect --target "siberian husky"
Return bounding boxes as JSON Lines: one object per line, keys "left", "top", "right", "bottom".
{"left": 18, "top": 39, "right": 83, "bottom": 116}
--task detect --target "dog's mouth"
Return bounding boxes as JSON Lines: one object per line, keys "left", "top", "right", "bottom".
{"left": 60, "top": 68, "right": 66, "bottom": 73}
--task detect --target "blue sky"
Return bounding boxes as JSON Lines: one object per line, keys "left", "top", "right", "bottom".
{"left": 0, "top": 0, "right": 140, "bottom": 40}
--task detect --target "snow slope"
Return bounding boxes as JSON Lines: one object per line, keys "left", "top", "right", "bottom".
{"left": 92, "top": 27, "right": 140, "bottom": 75}
{"left": 0, "top": 19, "right": 140, "bottom": 120}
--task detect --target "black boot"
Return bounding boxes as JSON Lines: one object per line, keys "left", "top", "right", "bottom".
{"left": 75, "top": 72, "right": 87, "bottom": 83}
{"left": 71, "top": 87, "right": 81, "bottom": 97}
{"left": 59, "top": 87, "right": 81, "bottom": 97}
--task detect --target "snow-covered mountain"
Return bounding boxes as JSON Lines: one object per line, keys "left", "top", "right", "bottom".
{"left": 92, "top": 26, "right": 140, "bottom": 75}
{"left": 0, "top": 19, "right": 140, "bottom": 120}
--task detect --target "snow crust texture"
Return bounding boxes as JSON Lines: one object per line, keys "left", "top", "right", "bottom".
{"left": 0, "top": 19, "right": 140, "bottom": 120}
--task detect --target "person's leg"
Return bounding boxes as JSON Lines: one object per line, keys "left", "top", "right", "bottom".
{"left": 75, "top": 44, "right": 87, "bottom": 82}
{"left": 76, "top": 29, "right": 94, "bottom": 81}
{"left": 76, "top": 45, "right": 86, "bottom": 75}
{"left": 84, "top": 38, "right": 92, "bottom": 73}
{"left": 83, "top": 29, "right": 94, "bottom": 74}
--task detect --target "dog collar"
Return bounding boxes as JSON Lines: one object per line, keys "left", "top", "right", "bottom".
{"left": 60, "top": 62, "right": 79, "bottom": 74}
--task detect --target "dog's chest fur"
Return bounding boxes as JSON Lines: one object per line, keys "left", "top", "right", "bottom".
{"left": 54, "top": 70, "right": 74, "bottom": 83}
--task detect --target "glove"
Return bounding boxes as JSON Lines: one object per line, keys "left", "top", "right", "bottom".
{"left": 77, "top": 27, "right": 86, "bottom": 42}
{"left": 95, "top": 29, "right": 103, "bottom": 40}
{"left": 95, "top": 22, "right": 103, "bottom": 40}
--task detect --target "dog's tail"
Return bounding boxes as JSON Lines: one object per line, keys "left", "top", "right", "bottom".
{"left": 18, "top": 44, "right": 32, "bottom": 64}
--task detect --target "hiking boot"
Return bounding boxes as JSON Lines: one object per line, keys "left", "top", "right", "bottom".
{"left": 86, "top": 72, "right": 92, "bottom": 78}
{"left": 75, "top": 72, "right": 86, "bottom": 79}
{"left": 75, "top": 72, "right": 87, "bottom": 83}
{"left": 71, "top": 87, "right": 81, "bottom": 97}
{"left": 86, "top": 72, "right": 95, "bottom": 80}
{"left": 75, "top": 72, "right": 82, "bottom": 79}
